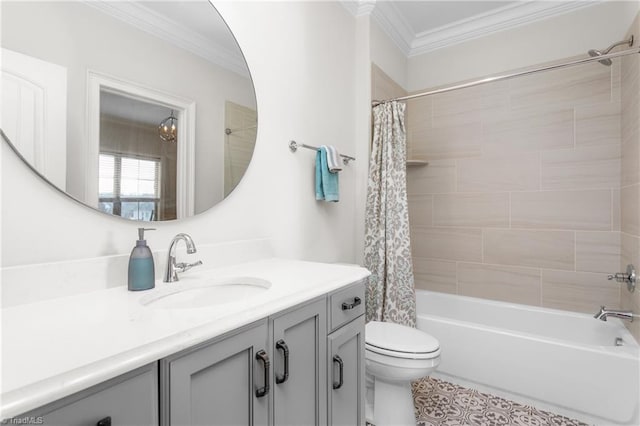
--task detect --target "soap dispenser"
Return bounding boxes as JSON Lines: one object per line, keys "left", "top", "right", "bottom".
{"left": 128, "top": 228, "right": 156, "bottom": 291}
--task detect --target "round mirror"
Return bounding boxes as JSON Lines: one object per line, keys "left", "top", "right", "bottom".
{"left": 1, "top": 0, "right": 257, "bottom": 221}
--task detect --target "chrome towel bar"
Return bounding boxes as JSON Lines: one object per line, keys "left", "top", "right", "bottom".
{"left": 289, "top": 140, "right": 355, "bottom": 165}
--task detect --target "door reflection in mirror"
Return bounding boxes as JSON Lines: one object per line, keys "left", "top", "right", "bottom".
{"left": 99, "top": 91, "right": 177, "bottom": 221}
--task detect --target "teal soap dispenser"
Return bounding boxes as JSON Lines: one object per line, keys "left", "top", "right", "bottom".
{"left": 128, "top": 227, "right": 156, "bottom": 291}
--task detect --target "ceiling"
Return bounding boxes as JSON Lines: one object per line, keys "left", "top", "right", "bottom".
{"left": 101, "top": 91, "right": 173, "bottom": 127}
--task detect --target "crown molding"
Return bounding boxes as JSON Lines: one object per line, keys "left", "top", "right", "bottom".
{"left": 340, "top": 0, "right": 377, "bottom": 18}
{"left": 410, "top": 1, "right": 603, "bottom": 56}
{"left": 83, "top": 1, "right": 249, "bottom": 77}
{"left": 371, "top": 1, "right": 415, "bottom": 56}
{"left": 370, "top": 1, "right": 413, "bottom": 55}
{"left": 371, "top": 0, "right": 603, "bottom": 58}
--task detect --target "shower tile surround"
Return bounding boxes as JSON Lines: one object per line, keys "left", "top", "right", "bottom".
{"left": 374, "top": 14, "right": 640, "bottom": 342}
{"left": 404, "top": 57, "right": 625, "bottom": 315}
{"left": 620, "top": 14, "right": 640, "bottom": 341}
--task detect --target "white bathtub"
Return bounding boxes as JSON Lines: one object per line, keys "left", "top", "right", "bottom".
{"left": 416, "top": 290, "right": 640, "bottom": 425}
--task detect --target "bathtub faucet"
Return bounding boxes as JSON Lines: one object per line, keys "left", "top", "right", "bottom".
{"left": 593, "top": 306, "right": 634, "bottom": 322}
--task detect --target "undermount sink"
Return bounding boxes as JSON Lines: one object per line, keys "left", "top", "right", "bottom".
{"left": 140, "top": 276, "right": 271, "bottom": 309}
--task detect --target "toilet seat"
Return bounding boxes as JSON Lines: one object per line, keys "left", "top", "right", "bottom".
{"left": 365, "top": 321, "right": 441, "bottom": 426}
{"left": 365, "top": 321, "right": 440, "bottom": 360}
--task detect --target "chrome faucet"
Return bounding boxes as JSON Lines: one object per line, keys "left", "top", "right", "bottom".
{"left": 593, "top": 306, "right": 634, "bottom": 322}
{"left": 163, "top": 233, "right": 203, "bottom": 282}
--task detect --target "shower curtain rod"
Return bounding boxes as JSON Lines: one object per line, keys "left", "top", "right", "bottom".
{"left": 372, "top": 46, "right": 640, "bottom": 106}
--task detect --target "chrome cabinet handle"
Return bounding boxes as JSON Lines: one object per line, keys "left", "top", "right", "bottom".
{"left": 255, "top": 350, "right": 270, "bottom": 397}
{"left": 332, "top": 355, "right": 344, "bottom": 390}
{"left": 275, "top": 339, "right": 290, "bottom": 384}
{"left": 96, "top": 417, "right": 111, "bottom": 426}
{"left": 341, "top": 297, "right": 361, "bottom": 310}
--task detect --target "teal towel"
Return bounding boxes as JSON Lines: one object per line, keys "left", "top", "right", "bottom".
{"left": 315, "top": 147, "right": 339, "bottom": 202}
{"left": 315, "top": 150, "right": 323, "bottom": 200}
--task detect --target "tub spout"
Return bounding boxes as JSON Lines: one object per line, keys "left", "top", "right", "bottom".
{"left": 594, "top": 306, "right": 634, "bottom": 322}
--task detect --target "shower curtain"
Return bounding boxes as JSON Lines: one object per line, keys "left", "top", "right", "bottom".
{"left": 364, "top": 100, "right": 416, "bottom": 327}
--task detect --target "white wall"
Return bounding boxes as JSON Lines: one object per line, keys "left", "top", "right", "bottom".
{"left": 1, "top": 1, "right": 256, "bottom": 212}
{"left": 370, "top": 20, "right": 408, "bottom": 91}
{"left": 407, "top": 1, "right": 640, "bottom": 91}
{"left": 354, "top": 14, "right": 373, "bottom": 266}
{"left": 1, "top": 1, "right": 360, "bottom": 268}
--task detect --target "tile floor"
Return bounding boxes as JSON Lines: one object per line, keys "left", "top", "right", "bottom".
{"left": 411, "top": 377, "right": 590, "bottom": 426}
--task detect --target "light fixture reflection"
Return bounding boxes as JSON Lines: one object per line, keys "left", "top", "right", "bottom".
{"left": 158, "top": 110, "right": 177, "bottom": 142}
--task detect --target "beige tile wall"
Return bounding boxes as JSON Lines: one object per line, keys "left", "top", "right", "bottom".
{"left": 371, "top": 32, "right": 640, "bottom": 342}
{"left": 619, "top": 15, "right": 640, "bottom": 342}
{"left": 371, "top": 63, "right": 407, "bottom": 104}
{"left": 406, "top": 54, "right": 625, "bottom": 316}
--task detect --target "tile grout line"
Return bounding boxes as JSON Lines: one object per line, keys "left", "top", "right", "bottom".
{"left": 611, "top": 188, "right": 614, "bottom": 232}
{"left": 455, "top": 260, "right": 459, "bottom": 295}
{"left": 573, "top": 105, "right": 578, "bottom": 151}
{"left": 540, "top": 267, "right": 544, "bottom": 307}
{"left": 538, "top": 151, "right": 542, "bottom": 191}
{"left": 481, "top": 229, "right": 484, "bottom": 265}
{"left": 423, "top": 188, "right": 621, "bottom": 195}
{"left": 454, "top": 159, "right": 458, "bottom": 193}
{"left": 414, "top": 257, "right": 618, "bottom": 277}
{"left": 508, "top": 192, "right": 512, "bottom": 229}
{"left": 431, "top": 194, "right": 434, "bottom": 228}
{"left": 574, "top": 231, "right": 577, "bottom": 274}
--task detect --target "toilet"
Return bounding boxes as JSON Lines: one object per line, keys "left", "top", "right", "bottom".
{"left": 365, "top": 321, "right": 441, "bottom": 426}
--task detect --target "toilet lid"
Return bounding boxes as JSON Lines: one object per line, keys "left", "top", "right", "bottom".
{"left": 365, "top": 321, "right": 440, "bottom": 359}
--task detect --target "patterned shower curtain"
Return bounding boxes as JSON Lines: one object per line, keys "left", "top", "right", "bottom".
{"left": 364, "top": 100, "right": 416, "bottom": 327}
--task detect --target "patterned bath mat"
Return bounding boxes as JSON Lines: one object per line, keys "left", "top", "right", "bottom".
{"left": 412, "top": 377, "right": 590, "bottom": 426}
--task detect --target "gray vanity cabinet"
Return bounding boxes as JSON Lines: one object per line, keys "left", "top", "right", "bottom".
{"left": 161, "top": 320, "right": 270, "bottom": 426}
{"left": 328, "top": 316, "right": 365, "bottom": 426}
{"left": 327, "top": 281, "right": 366, "bottom": 426}
{"left": 19, "top": 363, "right": 158, "bottom": 426}
{"left": 162, "top": 300, "right": 328, "bottom": 426}
{"left": 13, "top": 280, "right": 367, "bottom": 426}
{"left": 271, "top": 299, "right": 327, "bottom": 426}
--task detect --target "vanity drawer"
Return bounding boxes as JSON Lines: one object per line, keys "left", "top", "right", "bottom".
{"left": 19, "top": 363, "right": 158, "bottom": 426}
{"left": 329, "top": 280, "right": 365, "bottom": 332}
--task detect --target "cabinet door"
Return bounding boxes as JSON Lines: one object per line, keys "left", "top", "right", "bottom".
{"left": 166, "top": 320, "right": 269, "bottom": 426}
{"left": 20, "top": 363, "right": 158, "bottom": 426}
{"left": 272, "top": 299, "right": 327, "bottom": 426}
{"left": 328, "top": 316, "right": 365, "bottom": 426}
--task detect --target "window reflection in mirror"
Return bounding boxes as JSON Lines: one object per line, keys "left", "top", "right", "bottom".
{"left": 98, "top": 153, "right": 162, "bottom": 221}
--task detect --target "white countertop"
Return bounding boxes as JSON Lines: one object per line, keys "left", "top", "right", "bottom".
{"left": 1, "top": 258, "right": 370, "bottom": 418}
